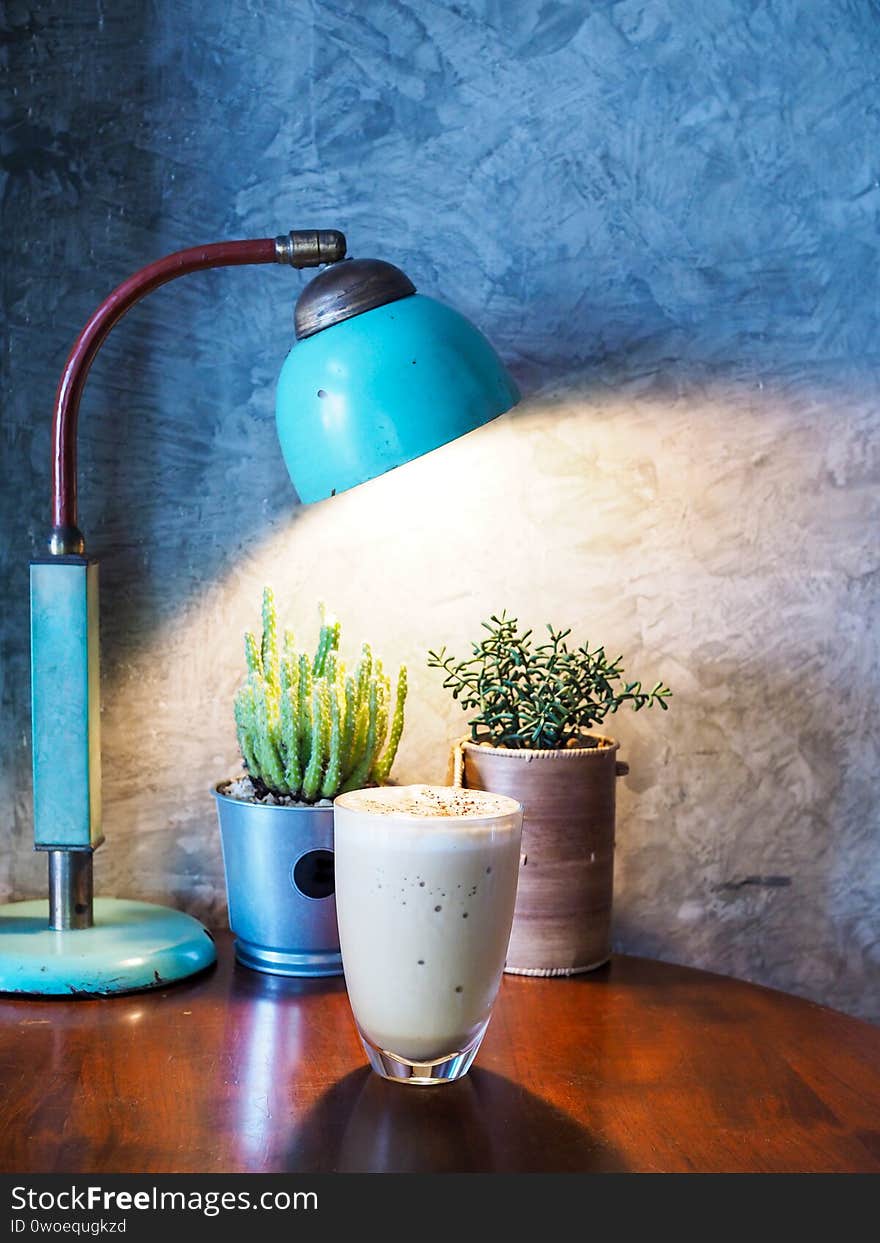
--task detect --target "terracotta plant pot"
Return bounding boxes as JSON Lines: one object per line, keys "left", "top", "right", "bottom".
{"left": 453, "top": 735, "right": 628, "bottom": 976}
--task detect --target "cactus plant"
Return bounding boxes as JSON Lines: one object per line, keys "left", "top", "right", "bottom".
{"left": 234, "top": 590, "right": 407, "bottom": 803}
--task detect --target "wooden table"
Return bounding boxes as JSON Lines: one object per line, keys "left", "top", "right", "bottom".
{"left": 0, "top": 933, "right": 877, "bottom": 1174}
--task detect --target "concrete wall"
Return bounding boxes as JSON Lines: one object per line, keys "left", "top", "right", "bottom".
{"left": 2, "top": 0, "right": 877, "bottom": 1020}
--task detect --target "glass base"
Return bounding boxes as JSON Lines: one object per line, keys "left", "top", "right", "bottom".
{"left": 357, "top": 1019, "right": 490, "bottom": 1085}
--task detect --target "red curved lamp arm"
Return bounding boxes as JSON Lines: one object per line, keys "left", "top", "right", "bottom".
{"left": 50, "top": 229, "right": 345, "bottom": 551}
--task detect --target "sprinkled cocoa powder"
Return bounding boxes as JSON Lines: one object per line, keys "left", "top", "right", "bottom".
{"left": 337, "top": 784, "right": 519, "bottom": 819}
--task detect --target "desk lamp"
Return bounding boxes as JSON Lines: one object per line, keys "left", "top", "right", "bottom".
{"left": 0, "top": 228, "right": 520, "bottom": 995}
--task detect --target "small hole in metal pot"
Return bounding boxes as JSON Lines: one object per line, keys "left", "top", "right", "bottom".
{"left": 291, "top": 849, "right": 335, "bottom": 900}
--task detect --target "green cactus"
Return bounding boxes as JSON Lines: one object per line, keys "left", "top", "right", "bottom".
{"left": 233, "top": 590, "right": 407, "bottom": 804}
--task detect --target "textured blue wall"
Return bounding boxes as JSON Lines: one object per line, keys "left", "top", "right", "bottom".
{"left": 2, "top": 1, "right": 878, "bottom": 1020}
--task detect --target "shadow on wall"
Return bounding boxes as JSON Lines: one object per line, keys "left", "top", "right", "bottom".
{"left": 612, "top": 652, "right": 876, "bottom": 1021}
{"left": 0, "top": 0, "right": 165, "bottom": 896}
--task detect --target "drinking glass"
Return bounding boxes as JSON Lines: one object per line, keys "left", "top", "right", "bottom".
{"left": 334, "top": 785, "right": 523, "bottom": 1085}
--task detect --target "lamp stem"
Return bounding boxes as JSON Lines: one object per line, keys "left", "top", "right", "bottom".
{"left": 49, "top": 228, "right": 345, "bottom": 554}
{"left": 48, "top": 851, "right": 94, "bottom": 931}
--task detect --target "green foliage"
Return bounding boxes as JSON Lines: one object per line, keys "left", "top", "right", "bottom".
{"left": 428, "top": 612, "right": 671, "bottom": 750}
{"left": 235, "top": 590, "right": 407, "bottom": 803}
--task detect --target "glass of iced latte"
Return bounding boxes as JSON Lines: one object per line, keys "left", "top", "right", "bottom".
{"left": 333, "top": 785, "right": 523, "bottom": 1085}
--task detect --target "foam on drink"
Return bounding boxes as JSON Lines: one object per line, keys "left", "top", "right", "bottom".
{"left": 336, "top": 784, "right": 519, "bottom": 819}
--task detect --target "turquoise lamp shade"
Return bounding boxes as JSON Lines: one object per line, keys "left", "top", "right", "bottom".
{"left": 275, "top": 259, "right": 520, "bottom": 503}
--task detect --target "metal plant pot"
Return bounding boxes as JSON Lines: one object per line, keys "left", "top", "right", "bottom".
{"left": 213, "top": 784, "right": 342, "bottom": 977}
{"left": 453, "top": 735, "right": 629, "bottom": 977}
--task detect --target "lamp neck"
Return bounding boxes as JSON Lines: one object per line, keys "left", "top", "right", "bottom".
{"left": 49, "top": 229, "right": 346, "bottom": 555}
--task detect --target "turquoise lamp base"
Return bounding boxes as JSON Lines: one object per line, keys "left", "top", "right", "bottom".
{"left": 0, "top": 898, "right": 217, "bottom": 996}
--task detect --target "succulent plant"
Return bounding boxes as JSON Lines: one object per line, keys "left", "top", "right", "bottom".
{"left": 428, "top": 612, "right": 670, "bottom": 750}
{"left": 234, "top": 589, "right": 407, "bottom": 803}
